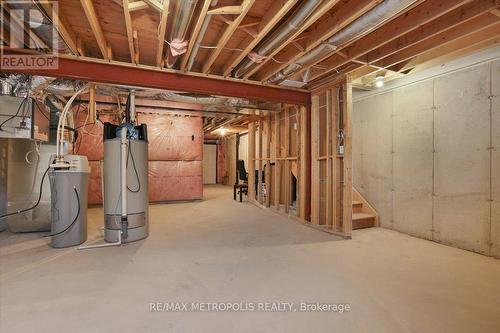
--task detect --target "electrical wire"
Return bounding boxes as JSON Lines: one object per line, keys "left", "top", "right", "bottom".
{"left": 44, "top": 187, "right": 80, "bottom": 238}
{"left": 173, "top": 41, "right": 289, "bottom": 65}
{"left": 0, "top": 96, "right": 28, "bottom": 131}
{"left": 25, "top": 141, "right": 41, "bottom": 165}
{"left": 0, "top": 164, "right": 50, "bottom": 220}
{"left": 126, "top": 138, "right": 141, "bottom": 193}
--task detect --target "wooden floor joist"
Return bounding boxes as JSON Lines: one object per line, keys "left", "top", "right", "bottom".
{"left": 80, "top": 0, "right": 110, "bottom": 60}
{"left": 0, "top": 0, "right": 492, "bottom": 89}
{"left": 306, "top": 0, "right": 472, "bottom": 82}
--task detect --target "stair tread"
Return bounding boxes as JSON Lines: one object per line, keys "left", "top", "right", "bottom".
{"left": 352, "top": 212, "right": 376, "bottom": 220}
{"left": 352, "top": 201, "right": 363, "bottom": 205}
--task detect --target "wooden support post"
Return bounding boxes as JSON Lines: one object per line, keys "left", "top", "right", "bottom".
{"left": 257, "top": 119, "right": 263, "bottom": 203}
{"left": 284, "top": 107, "right": 290, "bottom": 214}
{"left": 342, "top": 77, "right": 353, "bottom": 238}
{"left": 248, "top": 121, "right": 256, "bottom": 200}
{"left": 265, "top": 117, "right": 271, "bottom": 208}
{"left": 298, "top": 105, "right": 308, "bottom": 220}
{"left": 326, "top": 90, "right": 332, "bottom": 227}
{"left": 274, "top": 112, "right": 281, "bottom": 210}
{"left": 311, "top": 96, "right": 320, "bottom": 224}
{"left": 89, "top": 83, "right": 96, "bottom": 123}
{"left": 332, "top": 87, "right": 341, "bottom": 231}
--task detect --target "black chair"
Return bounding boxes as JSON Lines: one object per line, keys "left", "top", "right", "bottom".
{"left": 234, "top": 160, "right": 249, "bottom": 202}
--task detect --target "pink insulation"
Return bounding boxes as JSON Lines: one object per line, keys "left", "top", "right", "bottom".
{"left": 148, "top": 161, "right": 203, "bottom": 202}
{"left": 88, "top": 161, "right": 103, "bottom": 205}
{"left": 217, "top": 143, "right": 227, "bottom": 184}
{"left": 74, "top": 113, "right": 116, "bottom": 160}
{"left": 75, "top": 109, "right": 203, "bottom": 204}
{"left": 137, "top": 114, "right": 202, "bottom": 161}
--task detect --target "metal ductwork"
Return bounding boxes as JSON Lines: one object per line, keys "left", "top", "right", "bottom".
{"left": 187, "top": 0, "right": 218, "bottom": 71}
{"left": 232, "top": 0, "right": 324, "bottom": 78}
{"left": 1, "top": 74, "right": 86, "bottom": 101}
{"left": 84, "top": 83, "right": 282, "bottom": 112}
{"left": 267, "top": 0, "right": 420, "bottom": 84}
{"left": 165, "top": 0, "right": 199, "bottom": 68}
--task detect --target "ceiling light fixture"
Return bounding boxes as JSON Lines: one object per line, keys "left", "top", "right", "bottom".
{"left": 374, "top": 74, "right": 385, "bottom": 88}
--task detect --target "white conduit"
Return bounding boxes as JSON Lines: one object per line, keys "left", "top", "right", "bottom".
{"left": 56, "top": 85, "right": 88, "bottom": 161}
{"left": 267, "top": 0, "right": 420, "bottom": 84}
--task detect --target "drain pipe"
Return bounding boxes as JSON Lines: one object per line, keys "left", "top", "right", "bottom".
{"left": 120, "top": 126, "right": 128, "bottom": 241}
{"left": 232, "top": 0, "right": 324, "bottom": 78}
{"left": 267, "top": 0, "right": 420, "bottom": 84}
{"left": 166, "top": 0, "right": 198, "bottom": 68}
{"left": 187, "top": 0, "right": 218, "bottom": 71}
{"left": 129, "top": 89, "right": 136, "bottom": 124}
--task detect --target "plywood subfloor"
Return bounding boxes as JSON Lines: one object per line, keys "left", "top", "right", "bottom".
{"left": 1, "top": 185, "right": 500, "bottom": 332}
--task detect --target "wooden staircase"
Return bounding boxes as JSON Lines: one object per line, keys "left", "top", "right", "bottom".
{"left": 352, "top": 189, "right": 379, "bottom": 230}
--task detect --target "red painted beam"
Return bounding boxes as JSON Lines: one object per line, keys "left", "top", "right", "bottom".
{"left": 0, "top": 51, "right": 311, "bottom": 105}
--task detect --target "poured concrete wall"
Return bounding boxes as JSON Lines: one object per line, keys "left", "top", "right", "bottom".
{"left": 353, "top": 58, "right": 500, "bottom": 258}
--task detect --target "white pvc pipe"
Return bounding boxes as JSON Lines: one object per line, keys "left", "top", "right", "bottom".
{"left": 129, "top": 90, "right": 136, "bottom": 124}
{"left": 120, "top": 127, "right": 128, "bottom": 221}
{"left": 78, "top": 227, "right": 122, "bottom": 250}
{"left": 56, "top": 86, "right": 88, "bottom": 160}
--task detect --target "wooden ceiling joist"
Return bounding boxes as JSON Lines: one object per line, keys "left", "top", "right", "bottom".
{"left": 133, "top": 31, "right": 140, "bottom": 63}
{"left": 5, "top": 4, "right": 48, "bottom": 49}
{"left": 129, "top": 1, "right": 149, "bottom": 11}
{"left": 76, "top": 36, "right": 85, "bottom": 56}
{"left": 80, "top": 0, "right": 111, "bottom": 60}
{"left": 207, "top": 6, "right": 243, "bottom": 16}
{"left": 155, "top": 0, "right": 170, "bottom": 67}
{"left": 143, "top": 0, "right": 163, "bottom": 12}
{"left": 255, "top": 0, "right": 383, "bottom": 82}
{"left": 242, "top": 0, "right": 342, "bottom": 79}
{"left": 222, "top": 0, "right": 300, "bottom": 77}
{"left": 402, "top": 31, "right": 500, "bottom": 74}
{"left": 2, "top": 0, "right": 497, "bottom": 92}
{"left": 202, "top": 0, "right": 255, "bottom": 74}
{"left": 374, "top": 16, "right": 500, "bottom": 69}
{"left": 364, "top": 0, "right": 500, "bottom": 65}
{"left": 37, "top": 1, "right": 79, "bottom": 55}
{"left": 316, "top": 14, "right": 500, "bottom": 87}
{"left": 307, "top": 0, "right": 472, "bottom": 84}
{"left": 180, "top": 0, "right": 211, "bottom": 71}
{"left": 123, "top": 0, "right": 137, "bottom": 63}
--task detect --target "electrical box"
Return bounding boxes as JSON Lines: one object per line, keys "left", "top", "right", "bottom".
{"left": 0, "top": 95, "right": 50, "bottom": 141}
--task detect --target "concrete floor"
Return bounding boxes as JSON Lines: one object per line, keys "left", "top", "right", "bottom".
{"left": 1, "top": 185, "right": 500, "bottom": 333}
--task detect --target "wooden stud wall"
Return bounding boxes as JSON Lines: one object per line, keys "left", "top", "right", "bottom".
{"left": 247, "top": 105, "right": 309, "bottom": 221}
{"left": 311, "top": 76, "right": 353, "bottom": 238}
